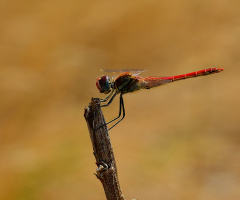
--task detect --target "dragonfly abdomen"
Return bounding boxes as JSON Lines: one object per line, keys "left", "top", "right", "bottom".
{"left": 139, "top": 68, "right": 224, "bottom": 89}
{"left": 139, "top": 77, "right": 173, "bottom": 89}
{"left": 162, "top": 68, "right": 224, "bottom": 82}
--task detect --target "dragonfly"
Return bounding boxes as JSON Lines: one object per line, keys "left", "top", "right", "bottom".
{"left": 96, "top": 68, "right": 224, "bottom": 130}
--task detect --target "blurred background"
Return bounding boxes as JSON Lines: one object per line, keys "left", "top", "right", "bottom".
{"left": 0, "top": 0, "right": 239, "bottom": 200}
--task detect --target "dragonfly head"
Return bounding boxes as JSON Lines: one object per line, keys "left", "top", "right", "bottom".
{"left": 96, "top": 75, "right": 113, "bottom": 94}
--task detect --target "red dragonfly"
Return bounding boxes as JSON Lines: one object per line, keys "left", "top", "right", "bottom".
{"left": 96, "top": 68, "right": 224, "bottom": 130}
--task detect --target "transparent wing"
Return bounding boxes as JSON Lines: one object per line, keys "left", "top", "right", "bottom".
{"left": 100, "top": 69, "right": 147, "bottom": 76}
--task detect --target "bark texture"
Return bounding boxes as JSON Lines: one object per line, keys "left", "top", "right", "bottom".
{"left": 84, "top": 98, "right": 125, "bottom": 200}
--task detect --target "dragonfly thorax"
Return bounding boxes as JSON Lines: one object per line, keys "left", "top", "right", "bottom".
{"left": 96, "top": 75, "right": 114, "bottom": 94}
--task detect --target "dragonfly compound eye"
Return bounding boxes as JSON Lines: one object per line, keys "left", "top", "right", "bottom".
{"left": 96, "top": 75, "right": 112, "bottom": 94}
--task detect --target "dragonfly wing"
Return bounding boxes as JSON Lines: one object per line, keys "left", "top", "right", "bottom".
{"left": 100, "top": 69, "right": 147, "bottom": 76}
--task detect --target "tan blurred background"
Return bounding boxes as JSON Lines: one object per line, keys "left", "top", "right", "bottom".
{"left": 0, "top": 0, "right": 239, "bottom": 200}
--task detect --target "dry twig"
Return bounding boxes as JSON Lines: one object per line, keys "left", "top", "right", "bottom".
{"left": 84, "top": 98, "right": 125, "bottom": 200}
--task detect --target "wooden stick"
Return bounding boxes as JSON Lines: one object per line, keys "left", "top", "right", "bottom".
{"left": 84, "top": 98, "right": 125, "bottom": 200}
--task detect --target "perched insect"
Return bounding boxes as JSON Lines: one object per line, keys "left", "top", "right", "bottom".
{"left": 96, "top": 68, "right": 224, "bottom": 130}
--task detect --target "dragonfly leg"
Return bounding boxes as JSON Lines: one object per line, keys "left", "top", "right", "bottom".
{"left": 106, "top": 94, "right": 123, "bottom": 125}
{"left": 95, "top": 93, "right": 125, "bottom": 131}
{"left": 101, "top": 92, "right": 117, "bottom": 107}
{"left": 108, "top": 93, "right": 125, "bottom": 131}
{"left": 94, "top": 92, "right": 117, "bottom": 131}
{"left": 99, "top": 90, "right": 114, "bottom": 102}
